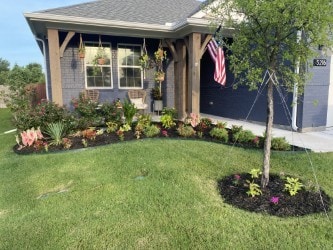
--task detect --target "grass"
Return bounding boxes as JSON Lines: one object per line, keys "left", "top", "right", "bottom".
{"left": 0, "top": 108, "right": 332, "bottom": 249}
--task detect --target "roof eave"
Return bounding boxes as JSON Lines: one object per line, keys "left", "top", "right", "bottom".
{"left": 24, "top": 12, "right": 227, "bottom": 39}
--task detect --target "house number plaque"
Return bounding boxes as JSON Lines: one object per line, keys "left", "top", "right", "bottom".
{"left": 313, "top": 59, "right": 327, "bottom": 66}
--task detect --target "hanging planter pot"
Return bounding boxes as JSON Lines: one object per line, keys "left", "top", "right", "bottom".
{"left": 78, "top": 34, "right": 85, "bottom": 59}
{"left": 93, "top": 35, "right": 106, "bottom": 66}
{"left": 155, "top": 71, "right": 165, "bottom": 82}
{"left": 97, "top": 58, "right": 105, "bottom": 65}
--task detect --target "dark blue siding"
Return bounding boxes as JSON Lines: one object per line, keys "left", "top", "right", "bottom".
{"left": 200, "top": 50, "right": 293, "bottom": 127}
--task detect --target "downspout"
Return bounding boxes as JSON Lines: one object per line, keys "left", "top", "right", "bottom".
{"left": 35, "top": 36, "right": 49, "bottom": 100}
{"left": 292, "top": 30, "right": 302, "bottom": 131}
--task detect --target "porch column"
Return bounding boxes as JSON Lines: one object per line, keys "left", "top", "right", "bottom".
{"left": 175, "top": 40, "right": 187, "bottom": 120}
{"left": 188, "top": 33, "right": 201, "bottom": 114}
{"left": 47, "top": 29, "right": 63, "bottom": 105}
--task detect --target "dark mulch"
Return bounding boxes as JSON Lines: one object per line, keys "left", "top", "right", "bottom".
{"left": 13, "top": 122, "right": 306, "bottom": 155}
{"left": 218, "top": 173, "right": 331, "bottom": 217}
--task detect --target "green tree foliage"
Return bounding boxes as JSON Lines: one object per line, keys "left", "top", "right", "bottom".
{"left": 6, "top": 63, "right": 45, "bottom": 90}
{"left": 204, "top": 0, "right": 333, "bottom": 187}
{"left": 0, "top": 60, "right": 45, "bottom": 116}
{"left": 0, "top": 58, "right": 10, "bottom": 85}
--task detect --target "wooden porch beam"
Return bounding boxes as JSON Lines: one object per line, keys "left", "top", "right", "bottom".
{"left": 47, "top": 29, "right": 63, "bottom": 105}
{"left": 184, "top": 37, "right": 189, "bottom": 52}
{"left": 175, "top": 39, "right": 187, "bottom": 120}
{"left": 59, "top": 31, "right": 75, "bottom": 58}
{"left": 200, "top": 34, "right": 212, "bottom": 59}
{"left": 188, "top": 33, "right": 201, "bottom": 114}
{"left": 165, "top": 39, "right": 178, "bottom": 62}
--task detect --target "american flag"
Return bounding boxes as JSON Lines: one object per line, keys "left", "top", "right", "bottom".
{"left": 207, "top": 38, "right": 226, "bottom": 86}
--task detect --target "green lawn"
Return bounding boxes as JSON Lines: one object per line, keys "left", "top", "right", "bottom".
{"left": 0, "top": 108, "right": 332, "bottom": 249}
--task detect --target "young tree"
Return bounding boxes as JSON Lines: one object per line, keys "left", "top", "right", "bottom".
{"left": 204, "top": 0, "right": 333, "bottom": 187}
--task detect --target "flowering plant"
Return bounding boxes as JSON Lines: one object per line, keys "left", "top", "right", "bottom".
{"left": 18, "top": 127, "right": 44, "bottom": 148}
{"left": 270, "top": 196, "right": 279, "bottom": 205}
{"left": 232, "top": 174, "right": 241, "bottom": 186}
{"left": 184, "top": 113, "right": 200, "bottom": 128}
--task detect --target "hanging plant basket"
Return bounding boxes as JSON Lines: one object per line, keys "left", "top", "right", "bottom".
{"left": 93, "top": 35, "right": 106, "bottom": 66}
{"left": 97, "top": 58, "right": 105, "bottom": 65}
{"left": 79, "top": 51, "right": 85, "bottom": 59}
{"left": 155, "top": 71, "right": 165, "bottom": 82}
{"left": 78, "top": 34, "right": 85, "bottom": 59}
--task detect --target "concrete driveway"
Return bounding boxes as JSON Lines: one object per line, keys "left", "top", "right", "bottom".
{"left": 202, "top": 114, "right": 333, "bottom": 153}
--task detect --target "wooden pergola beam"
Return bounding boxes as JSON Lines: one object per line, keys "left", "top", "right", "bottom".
{"left": 59, "top": 31, "right": 75, "bottom": 58}
{"left": 188, "top": 33, "right": 201, "bottom": 114}
{"left": 47, "top": 29, "right": 63, "bottom": 105}
{"left": 165, "top": 39, "right": 178, "bottom": 62}
{"left": 200, "top": 34, "right": 212, "bottom": 59}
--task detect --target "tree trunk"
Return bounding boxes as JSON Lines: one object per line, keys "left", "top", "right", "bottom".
{"left": 261, "top": 76, "right": 274, "bottom": 188}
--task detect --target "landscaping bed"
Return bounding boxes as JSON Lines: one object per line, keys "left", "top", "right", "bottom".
{"left": 13, "top": 121, "right": 302, "bottom": 155}
{"left": 218, "top": 173, "right": 331, "bottom": 217}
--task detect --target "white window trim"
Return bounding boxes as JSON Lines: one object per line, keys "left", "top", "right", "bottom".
{"left": 117, "top": 43, "right": 143, "bottom": 90}
{"left": 84, "top": 41, "right": 113, "bottom": 89}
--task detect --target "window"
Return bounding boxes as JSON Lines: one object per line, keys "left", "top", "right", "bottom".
{"left": 118, "top": 44, "right": 142, "bottom": 89}
{"left": 84, "top": 42, "right": 113, "bottom": 89}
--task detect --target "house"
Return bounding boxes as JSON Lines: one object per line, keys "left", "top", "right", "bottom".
{"left": 24, "top": 0, "right": 333, "bottom": 132}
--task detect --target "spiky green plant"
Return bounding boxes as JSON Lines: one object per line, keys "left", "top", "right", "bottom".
{"left": 44, "top": 122, "right": 66, "bottom": 146}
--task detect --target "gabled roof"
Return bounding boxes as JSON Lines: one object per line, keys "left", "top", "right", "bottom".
{"left": 24, "top": 0, "right": 212, "bottom": 39}
{"left": 37, "top": 0, "right": 202, "bottom": 26}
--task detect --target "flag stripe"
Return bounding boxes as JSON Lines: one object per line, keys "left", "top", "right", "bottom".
{"left": 207, "top": 38, "right": 226, "bottom": 86}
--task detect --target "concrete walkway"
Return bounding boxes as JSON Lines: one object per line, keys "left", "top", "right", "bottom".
{"left": 201, "top": 113, "right": 333, "bottom": 153}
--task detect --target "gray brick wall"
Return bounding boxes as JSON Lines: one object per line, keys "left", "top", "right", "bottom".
{"left": 57, "top": 36, "right": 175, "bottom": 112}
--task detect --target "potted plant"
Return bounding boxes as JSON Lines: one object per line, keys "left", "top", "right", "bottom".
{"left": 78, "top": 45, "right": 85, "bottom": 59}
{"left": 78, "top": 34, "right": 85, "bottom": 59}
{"left": 151, "top": 86, "right": 163, "bottom": 113}
{"left": 139, "top": 53, "right": 151, "bottom": 70}
{"left": 154, "top": 71, "right": 165, "bottom": 82}
{"left": 94, "top": 47, "right": 106, "bottom": 66}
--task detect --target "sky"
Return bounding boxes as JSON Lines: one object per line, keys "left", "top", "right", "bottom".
{"left": 0, "top": 0, "right": 90, "bottom": 69}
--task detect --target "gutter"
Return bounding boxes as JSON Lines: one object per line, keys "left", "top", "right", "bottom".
{"left": 34, "top": 36, "right": 49, "bottom": 100}
{"left": 291, "top": 30, "right": 302, "bottom": 131}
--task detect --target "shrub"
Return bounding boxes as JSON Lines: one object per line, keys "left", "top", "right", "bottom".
{"left": 162, "top": 107, "right": 177, "bottom": 119}
{"left": 71, "top": 92, "right": 99, "bottom": 119}
{"left": 99, "top": 100, "right": 123, "bottom": 124}
{"left": 62, "top": 138, "right": 73, "bottom": 149}
{"left": 160, "top": 114, "right": 176, "bottom": 129}
{"left": 284, "top": 177, "right": 304, "bottom": 196}
{"left": 136, "top": 114, "right": 152, "bottom": 128}
{"left": 271, "top": 137, "right": 291, "bottom": 151}
{"left": 216, "top": 121, "right": 227, "bottom": 129}
{"left": 123, "top": 100, "right": 137, "bottom": 125}
{"left": 106, "top": 121, "right": 119, "bottom": 133}
{"left": 144, "top": 124, "right": 160, "bottom": 138}
{"left": 44, "top": 122, "right": 67, "bottom": 146}
{"left": 197, "top": 118, "right": 213, "bottom": 132}
{"left": 177, "top": 125, "right": 196, "bottom": 137}
{"left": 230, "top": 125, "right": 256, "bottom": 143}
{"left": 82, "top": 128, "right": 97, "bottom": 140}
{"left": 12, "top": 100, "right": 73, "bottom": 132}
{"left": 209, "top": 127, "right": 228, "bottom": 143}
{"left": 238, "top": 130, "right": 256, "bottom": 143}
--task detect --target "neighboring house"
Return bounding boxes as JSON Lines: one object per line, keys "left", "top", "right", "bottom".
{"left": 24, "top": 0, "right": 333, "bottom": 132}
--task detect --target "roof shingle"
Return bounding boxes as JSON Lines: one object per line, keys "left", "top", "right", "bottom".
{"left": 37, "top": 0, "right": 202, "bottom": 26}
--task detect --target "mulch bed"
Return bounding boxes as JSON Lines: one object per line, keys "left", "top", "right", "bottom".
{"left": 13, "top": 122, "right": 305, "bottom": 155}
{"left": 218, "top": 173, "right": 331, "bottom": 217}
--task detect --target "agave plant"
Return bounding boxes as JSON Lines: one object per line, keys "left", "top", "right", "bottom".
{"left": 44, "top": 122, "right": 66, "bottom": 146}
